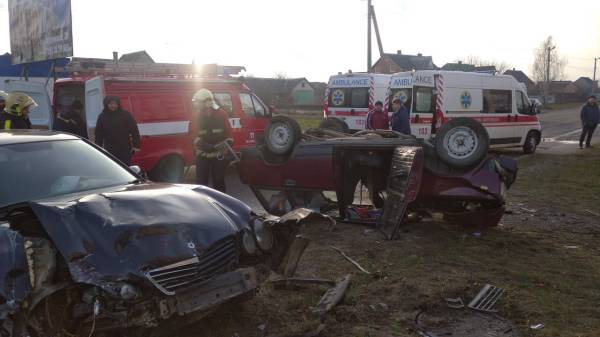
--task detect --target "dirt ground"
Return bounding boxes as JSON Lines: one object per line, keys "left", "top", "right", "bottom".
{"left": 177, "top": 148, "right": 600, "bottom": 337}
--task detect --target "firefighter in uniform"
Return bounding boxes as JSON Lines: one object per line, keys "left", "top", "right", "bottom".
{"left": 0, "top": 92, "right": 36, "bottom": 130}
{"left": 192, "top": 89, "right": 232, "bottom": 193}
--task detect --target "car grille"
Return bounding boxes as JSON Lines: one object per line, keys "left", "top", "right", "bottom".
{"left": 145, "top": 238, "right": 238, "bottom": 295}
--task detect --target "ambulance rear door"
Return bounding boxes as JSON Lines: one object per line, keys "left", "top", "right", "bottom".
{"left": 84, "top": 76, "right": 106, "bottom": 142}
{"left": 4, "top": 80, "right": 53, "bottom": 129}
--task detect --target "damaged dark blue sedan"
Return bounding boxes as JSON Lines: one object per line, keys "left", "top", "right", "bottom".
{"left": 0, "top": 131, "right": 320, "bottom": 337}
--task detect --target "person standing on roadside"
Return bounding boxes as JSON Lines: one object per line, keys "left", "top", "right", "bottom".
{"left": 579, "top": 95, "right": 599, "bottom": 149}
{"left": 95, "top": 96, "right": 140, "bottom": 165}
{"left": 192, "top": 89, "right": 232, "bottom": 193}
{"left": 390, "top": 98, "right": 411, "bottom": 135}
{"left": 366, "top": 101, "right": 389, "bottom": 130}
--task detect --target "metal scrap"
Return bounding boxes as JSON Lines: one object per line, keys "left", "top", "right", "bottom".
{"left": 445, "top": 297, "right": 465, "bottom": 309}
{"left": 330, "top": 246, "right": 371, "bottom": 275}
{"left": 310, "top": 274, "right": 351, "bottom": 316}
{"left": 271, "top": 277, "right": 335, "bottom": 288}
{"left": 277, "top": 236, "right": 310, "bottom": 277}
{"left": 468, "top": 284, "right": 504, "bottom": 313}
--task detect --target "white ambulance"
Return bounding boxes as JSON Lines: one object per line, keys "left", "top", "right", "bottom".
{"left": 393, "top": 70, "right": 542, "bottom": 156}
{"left": 323, "top": 72, "right": 391, "bottom": 131}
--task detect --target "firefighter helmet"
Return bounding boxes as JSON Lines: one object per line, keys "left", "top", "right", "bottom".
{"left": 4, "top": 92, "right": 38, "bottom": 116}
{"left": 192, "top": 89, "right": 219, "bottom": 110}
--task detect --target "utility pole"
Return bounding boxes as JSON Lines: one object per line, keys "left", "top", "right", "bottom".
{"left": 367, "top": 0, "right": 372, "bottom": 72}
{"left": 594, "top": 57, "right": 598, "bottom": 93}
{"left": 544, "top": 45, "right": 555, "bottom": 104}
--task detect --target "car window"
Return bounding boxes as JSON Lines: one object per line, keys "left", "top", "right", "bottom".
{"left": 239, "top": 93, "right": 255, "bottom": 117}
{"left": 251, "top": 95, "right": 266, "bottom": 116}
{"left": 214, "top": 93, "right": 234, "bottom": 117}
{"left": 0, "top": 140, "right": 137, "bottom": 208}
{"left": 413, "top": 87, "right": 433, "bottom": 113}
{"left": 482, "top": 90, "right": 512, "bottom": 114}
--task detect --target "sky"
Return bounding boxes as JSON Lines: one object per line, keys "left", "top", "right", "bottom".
{"left": 0, "top": 0, "right": 599, "bottom": 82}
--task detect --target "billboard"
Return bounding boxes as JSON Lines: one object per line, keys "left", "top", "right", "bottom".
{"left": 8, "top": 0, "right": 73, "bottom": 65}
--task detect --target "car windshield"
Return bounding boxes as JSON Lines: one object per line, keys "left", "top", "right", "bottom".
{"left": 0, "top": 139, "right": 137, "bottom": 208}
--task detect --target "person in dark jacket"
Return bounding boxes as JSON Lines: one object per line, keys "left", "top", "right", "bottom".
{"left": 366, "top": 101, "right": 389, "bottom": 130}
{"left": 192, "top": 89, "right": 232, "bottom": 192}
{"left": 95, "top": 96, "right": 140, "bottom": 165}
{"left": 390, "top": 98, "right": 411, "bottom": 135}
{"left": 0, "top": 92, "right": 36, "bottom": 130}
{"left": 579, "top": 95, "right": 599, "bottom": 149}
{"left": 53, "top": 100, "right": 88, "bottom": 138}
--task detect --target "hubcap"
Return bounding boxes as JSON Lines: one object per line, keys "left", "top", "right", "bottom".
{"left": 269, "top": 123, "right": 291, "bottom": 151}
{"left": 443, "top": 126, "right": 478, "bottom": 159}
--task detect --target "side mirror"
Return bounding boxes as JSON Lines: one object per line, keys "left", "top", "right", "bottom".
{"left": 129, "top": 165, "right": 142, "bottom": 174}
{"left": 268, "top": 105, "right": 276, "bottom": 115}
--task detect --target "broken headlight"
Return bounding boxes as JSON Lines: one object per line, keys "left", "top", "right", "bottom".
{"left": 242, "top": 230, "right": 257, "bottom": 255}
{"left": 252, "top": 218, "right": 274, "bottom": 251}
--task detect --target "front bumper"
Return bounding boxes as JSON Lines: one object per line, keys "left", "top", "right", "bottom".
{"left": 158, "top": 267, "right": 257, "bottom": 318}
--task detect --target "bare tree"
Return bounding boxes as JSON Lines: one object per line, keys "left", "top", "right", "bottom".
{"left": 531, "top": 36, "right": 567, "bottom": 83}
{"left": 274, "top": 72, "right": 288, "bottom": 79}
{"left": 456, "top": 55, "right": 511, "bottom": 73}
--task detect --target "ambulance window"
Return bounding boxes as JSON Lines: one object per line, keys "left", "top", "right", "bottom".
{"left": 350, "top": 88, "right": 369, "bottom": 108}
{"left": 214, "top": 93, "right": 234, "bottom": 117}
{"left": 483, "top": 90, "right": 511, "bottom": 114}
{"left": 389, "top": 89, "right": 412, "bottom": 111}
{"left": 251, "top": 95, "right": 266, "bottom": 116}
{"left": 329, "top": 88, "right": 347, "bottom": 107}
{"left": 413, "top": 87, "right": 433, "bottom": 113}
{"left": 516, "top": 91, "right": 527, "bottom": 114}
{"left": 239, "top": 93, "right": 256, "bottom": 117}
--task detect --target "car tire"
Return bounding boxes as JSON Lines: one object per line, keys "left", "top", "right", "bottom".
{"left": 265, "top": 116, "right": 301, "bottom": 155}
{"left": 434, "top": 117, "right": 489, "bottom": 169}
{"left": 149, "top": 154, "right": 185, "bottom": 183}
{"left": 522, "top": 131, "right": 539, "bottom": 154}
{"left": 319, "top": 117, "right": 349, "bottom": 133}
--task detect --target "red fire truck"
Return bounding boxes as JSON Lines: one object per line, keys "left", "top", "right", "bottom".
{"left": 3, "top": 59, "right": 271, "bottom": 182}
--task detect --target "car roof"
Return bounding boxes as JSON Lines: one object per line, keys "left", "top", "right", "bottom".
{"left": 0, "top": 130, "right": 80, "bottom": 146}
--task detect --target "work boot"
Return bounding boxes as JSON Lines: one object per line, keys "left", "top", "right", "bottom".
{"left": 586, "top": 144, "right": 594, "bottom": 148}
{"left": 579, "top": 143, "right": 584, "bottom": 149}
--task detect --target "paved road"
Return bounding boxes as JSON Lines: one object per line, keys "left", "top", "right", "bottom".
{"left": 538, "top": 107, "right": 582, "bottom": 139}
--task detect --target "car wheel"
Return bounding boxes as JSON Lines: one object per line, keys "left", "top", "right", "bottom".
{"left": 435, "top": 117, "right": 489, "bottom": 169}
{"left": 319, "top": 117, "right": 349, "bottom": 133}
{"left": 265, "top": 116, "right": 301, "bottom": 155}
{"left": 149, "top": 155, "right": 185, "bottom": 183}
{"left": 522, "top": 131, "right": 539, "bottom": 154}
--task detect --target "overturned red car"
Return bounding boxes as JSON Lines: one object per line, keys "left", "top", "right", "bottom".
{"left": 238, "top": 116, "right": 517, "bottom": 239}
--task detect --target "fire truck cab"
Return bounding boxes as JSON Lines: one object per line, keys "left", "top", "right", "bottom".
{"left": 3, "top": 59, "right": 271, "bottom": 182}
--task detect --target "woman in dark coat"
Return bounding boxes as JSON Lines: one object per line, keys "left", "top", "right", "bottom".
{"left": 95, "top": 96, "right": 141, "bottom": 165}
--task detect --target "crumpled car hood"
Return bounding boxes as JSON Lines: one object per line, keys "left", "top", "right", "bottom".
{"left": 29, "top": 183, "right": 252, "bottom": 295}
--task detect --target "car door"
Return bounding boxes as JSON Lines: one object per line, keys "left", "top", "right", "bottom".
{"left": 238, "top": 92, "right": 269, "bottom": 148}
{"left": 84, "top": 76, "right": 106, "bottom": 143}
{"left": 482, "top": 89, "right": 519, "bottom": 146}
{"left": 4, "top": 80, "right": 53, "bottom": 129}
{"left": 410, "top": 86, "right": 434, "bottom": 138}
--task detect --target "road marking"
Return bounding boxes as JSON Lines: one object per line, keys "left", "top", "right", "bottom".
{"left": 543, "top": 128, "right": 582, "bottom": 142}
